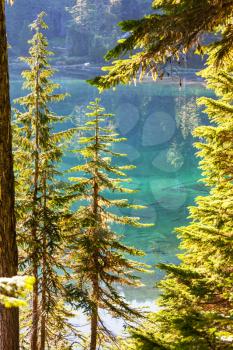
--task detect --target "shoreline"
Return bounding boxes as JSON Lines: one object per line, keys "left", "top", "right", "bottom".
{"left": 9, "top": 59, "right": 204, "bottom": 84}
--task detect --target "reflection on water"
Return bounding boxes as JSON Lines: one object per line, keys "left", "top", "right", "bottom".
{"left": 10, "top": 70, "right": 210, "bottom": 305}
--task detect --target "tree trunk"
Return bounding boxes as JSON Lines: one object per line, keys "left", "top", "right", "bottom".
{"left": 0, "top": 1, "right": 19, "bottom": 349}
{"left": 90, "top": 284, "right": 98, "bottom": 350}
{"left": 40, "top": 173, "right": 47, "bottom": 350}
{"left": 40, "top": 241, "right": 46, "bottom": 350}
{"left": 90, "top": 112, "right": 99, "bottom": 350}
{"left": 31, "top": 266, "right": 39, "bottom": 350}
{"left": 90, "top": 188, "right": 99, "bottom": 350}
{"left": 30, "top": 47, "right": 40, "bottom": 350}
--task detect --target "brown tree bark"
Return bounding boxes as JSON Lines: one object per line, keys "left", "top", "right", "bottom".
{"left": 40, "top": 172, "right": 47, "bottom": 350}
{"left": 0, "top": 0, "right": 19, "bottom": 349}
{"left": 30, "top": 50, "right": 40, "bottom": 350}
{"left": 90, "top": 279, "right": 99, "bottom": 350}
{"left": 31, "top": 265, "right": 39, "bottom": 350}
{"left": 90, "top": 113, "right": 100, "bottom": 350}
{"left": 90, "top": 181, "right": 99, "bottom": 350}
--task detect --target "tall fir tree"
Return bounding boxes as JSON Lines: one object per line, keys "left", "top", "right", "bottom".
{"left": 14, "top": 12, "right": 78, "bottom": 350}
{"left": 65, "top": 99, "right": 152, "bottom": 350}
{"left": 0, "top": 0, "right": 19, "bottom": 349}
{"left": 117, "top": 49, "right": 233, "bottom": 350}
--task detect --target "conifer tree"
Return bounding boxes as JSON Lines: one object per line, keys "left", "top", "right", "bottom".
{"left": 66, "top": 99, "right": 152, "bottom": 350}
{"left": 118, "top": 49, "right": 233, "bottom": 350}
{"left": 89, "top": 0, "right": 233, "bottom": 90}
{"left": 14, "top": 12, "right": 77, "bottom": 350}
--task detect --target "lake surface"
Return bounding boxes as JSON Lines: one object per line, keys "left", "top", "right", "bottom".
{"left": 10, "top": 67, "right": 211, "bottom": 321}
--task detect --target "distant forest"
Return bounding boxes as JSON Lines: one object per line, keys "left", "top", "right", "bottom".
{"left": 6, "top": 0, "right": 202, "bottom": 67}
{"left": 6, "top": 0, "right": 151, "bottom": 64}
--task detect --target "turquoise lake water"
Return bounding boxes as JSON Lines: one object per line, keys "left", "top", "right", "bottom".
{"left": 10, "top": 69, "right": 211, "bottom": 306}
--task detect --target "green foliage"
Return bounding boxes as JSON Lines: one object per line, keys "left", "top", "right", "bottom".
{"left": 65, "top": 98, "right": 152, "bottom": 347}
{"left": 14, "top": 12, "right": 78, "bottom": 348}
{"left": 89, "top": 0, "right": 233, "bottom": 90}
{"left": 0, "top": 276, "right": 34, "bottom": 308}
{"left": 118, "top": 49, "right": 233, "bottom": 350}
